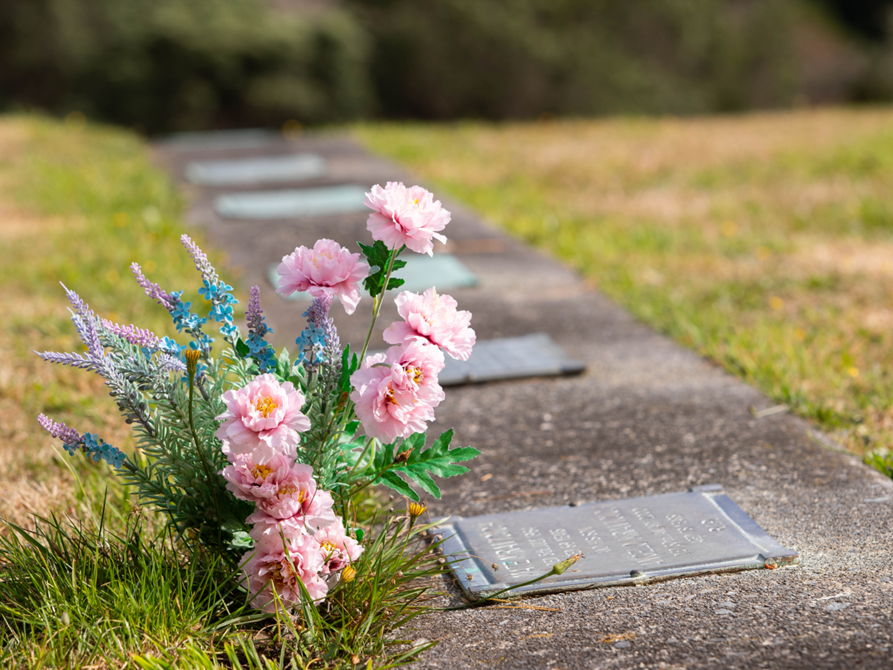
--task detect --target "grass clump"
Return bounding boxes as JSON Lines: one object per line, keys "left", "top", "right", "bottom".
{"left": 354, "top": 108, "right": 893, "bottom": 477}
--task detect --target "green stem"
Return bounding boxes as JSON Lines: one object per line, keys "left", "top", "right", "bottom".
{"left": 443, "top": 554, "right": 583, "bottom": 610}
{"left": 357, "top": 246, "right": 400, "bottom": 364}
{"left": 334, "top": 246, "right": 402, "bottom": 464}
{"left": 187, "top": 371, "right": 222, "bottom": 545}
{"left": 348, "top": 436, "right": 376, "bottom": 477}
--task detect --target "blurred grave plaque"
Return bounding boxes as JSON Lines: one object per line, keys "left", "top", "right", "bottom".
{"left": 438, "top": 485, "right": 799, "bottom": 601}
{"left": 267, "top": 253, "right": 478, "bottom": 299}
{"left": 160, "top": 128, "right": 277, "bottom": 151}
{"left": 216, "top": 185, "right": 368, "bottom": 219}
{"left": 438, "top": 333, "right": 585, "bottom": 386}
{"left": 186, "top": 154, "right": 325, "bottom": 186}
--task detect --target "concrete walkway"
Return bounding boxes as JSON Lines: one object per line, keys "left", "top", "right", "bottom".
{"left": 155, "top": 133, "right": 893, "bottom": 669}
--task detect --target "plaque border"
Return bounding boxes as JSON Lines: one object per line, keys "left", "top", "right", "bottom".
{"left": 436, "top": 484, "right": 799, "bottom": 600}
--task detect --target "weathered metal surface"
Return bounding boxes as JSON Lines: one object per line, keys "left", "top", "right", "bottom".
{"left": 216, "top": 185, "right": 368, "bottom": 219}
{"left": 159, "top": 128, "right": 277, "bottom": 151}
{"left": 185, "top": 154, "right": 326, "bottom": 186}
{"left": 438, "top": 485, "right": 799, "bottom": 601}
{"left": 438, "top": 333, "right": 585, "bottom": 386}
{"left": 267, "top": 253, "right": 478, "bottom": 300}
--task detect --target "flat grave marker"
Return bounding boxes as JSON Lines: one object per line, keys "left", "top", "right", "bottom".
{"left": 438, "top": 333, "right": 585, "bottom": 386}
{"left": 216, "top": 185, "right": 368, "bottom": 219}
{"left": 438, "top": 484, "right": 799, "bottom": 600}
{"left": 186, "top": 154, "right": 326, "bottom": 186}
{"left": 267, "top": 253, "right": 478, "bottom": 300}
{"left": 160, "top": 128, "right": 278, "bottom": 151}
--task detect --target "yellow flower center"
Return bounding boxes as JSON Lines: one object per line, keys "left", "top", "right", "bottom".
{"left": 254, "top": 395, "right": 279, "bottom": 418}
{"left": 251, "top": 464, "right": 274, "bottom": 480}
{"left": 278, "top": 485, "right": 306, "bottom": 503}
{"left": 407, "top": 366, "right": 423, "bottom": 385}
{"left": 321, "top": 541, "right": 337, "bottom": 555}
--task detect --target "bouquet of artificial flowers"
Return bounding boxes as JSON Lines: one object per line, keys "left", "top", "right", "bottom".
{"left": 36, "top": 182, "right": 479, "bottom": 614}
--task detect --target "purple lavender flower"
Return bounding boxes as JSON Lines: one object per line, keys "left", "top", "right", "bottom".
{"left": 37, "top": 414, "right": 126, "bottom": 467}
{"left": 295, "top": 295, "right": 341, "bottom": 368}
{"left": 102, "top": 321, "right": 161, "bottom": 349}
{"left": 35, "top": 350, "right": 94, "bottom": 370}
{"left": 244, "top": 285, "right": 277, "bottom": 372}
{"left": 306, "top": 294, "right": 340, "bottom": 353}
{"left": 246, "top": 286, "right": 270, "bottom": 338}
{"left": 181, "top": 234, "right": 240, "bottom": 342}
{"left": 37, "top": 414, "right": 82, "bottom": 448}
{"left": 131, "top": 263, "right": 175, "bottom": 310}
{"left": 39, "top": 285, "right": 108, "bottom": 373}
{"left": 181, "top": 234, "right": 216, "bottom": 282}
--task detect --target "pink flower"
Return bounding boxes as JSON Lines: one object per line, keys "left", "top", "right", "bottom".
{"left": 276, "top": 239, "right": 369, "bottom": 314}
{"left": 215, "top": 374, "right": 310, "bottom": 464}
{"left": 241, "top": 529, "right": 328, "bottom": 611}
{"left": 383, "top": 288, "right": 476, "bottom": 361}
{"left": 314, "top": 517, "right": 364, "bottom": 575}
{"left": 364, "top": 182, "right": 450, "bottom": 256}
{"left": 349, "top": 341, "right": 445, "bottom": 443}
{"left": 247, "top": 513, "right": 308, "bottom": 553}
{"left": 222, "top": 455, "right": 335, "bottom": 524}
{"left": 245, "top": 479, "right": 337, "bottom": 531}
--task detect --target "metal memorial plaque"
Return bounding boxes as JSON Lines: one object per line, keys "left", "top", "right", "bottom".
{"left": 185, "top": 154, "right": 326, "bottom": 186}
{"left": 267, "top": 253, "right": 478, "bottom": 300}
{"left": 438, "top": 485, "right": 799, "bottom": 601}
{"left": 216, "top": 185, "right": 368, "bottom": 219}
{"left": 438, "top": 333, "right": 585, "bottom": 386}
{"left": 160, "top": 128, "right": 277, "bottom": 151}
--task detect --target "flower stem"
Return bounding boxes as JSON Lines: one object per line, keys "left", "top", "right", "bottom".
{"left": 335, "top": 246, "right": 401, "bottom": 445}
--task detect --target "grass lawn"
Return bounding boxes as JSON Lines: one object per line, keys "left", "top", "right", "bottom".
{"left": 355, "top": 107, "right": 893, "bottom": 477}
{"left": 0, "top": 115, "right": 210, "bottom": 526}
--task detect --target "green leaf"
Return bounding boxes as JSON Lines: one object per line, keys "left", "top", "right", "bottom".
{"left": 371, "top": 430, "right": 480, "bottom": 500}
{"left": 359, "top": 240, "right": 406, "bottom": 297}
{"left": 276, "top": 347, "right": 291, "bottom": 379}
{"left": 378, "top": 471, "right": 418, "bottom": 501}
{"left": 338, "top": 345, "right": 360, "bottom": 393}
{"left": 235, "top": 338, "right": 250, "bottom": 358}
{"left": 227, "top": 531, "right": 253, "bottom": 549}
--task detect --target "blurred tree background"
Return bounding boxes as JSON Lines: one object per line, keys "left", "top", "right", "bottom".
{"left": 1, "top": 0, "right": 892, "bottom": 133}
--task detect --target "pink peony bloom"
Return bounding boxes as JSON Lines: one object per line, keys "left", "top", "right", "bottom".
{"left": 222, "top": 455, "right": 335, "bottom": 523}
{"left": 349, "top": 341, "right": 445, "bottom": 443}
{"left": 276, "top": 239, "right": 369, "bottom": 314}
{"left": 383, "top": 288, "right": 476, "bottom": 361}
{"left": 247, "top": 512, "right": 308, "bottom": 553}
{"left": 216, "top": 374, "right": 310, "bottom": 464}
{"left": 314, "top": 517, "right": 364, "bottom": 575}
{"left": 364, "top": 182, "right": 450, "bottom": 256}
{"left": 241, "top": 530, "right": 328, "bottom": 611}
{"left": 245, "top": 477, "right": 337, "bottom": 532}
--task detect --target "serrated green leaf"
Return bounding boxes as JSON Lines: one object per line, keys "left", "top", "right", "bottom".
{"left": 402, "top": 432, "right": 426, "bottom": 454}
{"left": 395, "top": 466, "right": 441, "bottom": 498}
{"left": 424, "top": 462, "right": 471, "bottom": 478}
{"left": 359, "top": 240, "right": 406, "bottom": 297}
{"left": 377, "top": 471, "right": 418, "bottom": 500}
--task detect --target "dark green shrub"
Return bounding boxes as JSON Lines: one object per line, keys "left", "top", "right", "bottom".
{"left": 348, "top": 0, "right": 801, "bottom": 119}
{"left": 0, "top": 0, "right": 373, "bottom": 132}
